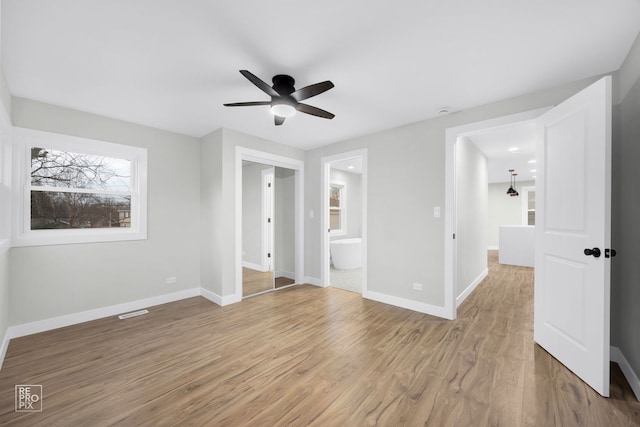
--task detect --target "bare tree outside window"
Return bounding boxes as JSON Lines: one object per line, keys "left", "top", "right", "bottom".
{"left": 30, "top": 147, "right": 132, "bottom": 230}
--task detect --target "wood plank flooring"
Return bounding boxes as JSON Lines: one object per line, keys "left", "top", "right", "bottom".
{"left": 0, "top": 251, "right": 638, "bottom": 425}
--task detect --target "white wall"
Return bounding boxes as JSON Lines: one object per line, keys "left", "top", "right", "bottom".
{"left": 274, "top": 167, "right": 295, "bottom": 277}
{"left": 487, "top": 180, "right": 535, "bottom": 248}
{"left": 329, "top": 168, "right": 362, "bottom": 241}
{"left": 456, "top": 137, "right": 488, "bottom": 298}
{"left": 304, "top": 73, "right": 613, "bottom": 312}
{"left": 199, "top": 129, "right": 223, "bottom": 297}
{"left": 199, "top": 128, "right": 305, "bottom": 298}
{"left": 0, "top": 96, "right": 9, "bottom": 362}
{"left": 611, "top": 32, "right": 640, "bottom": 387}
{"left": 9, "top": 98, "right": 202, "bottom": 325}
{"left": 242, "top": 162, "right": 272, "bottom": 267}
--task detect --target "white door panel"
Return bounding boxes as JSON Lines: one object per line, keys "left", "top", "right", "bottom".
{"left": 534, "top": 76, "right": 611, "bottom": 397}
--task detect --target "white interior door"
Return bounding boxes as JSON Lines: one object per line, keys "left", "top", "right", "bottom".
{"left": 534, "top": 76, "right": 611, "bottom": 396}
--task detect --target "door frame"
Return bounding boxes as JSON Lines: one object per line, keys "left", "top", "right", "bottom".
{"left": 321, "top": 149, "right": 368, "bottom": 291}
{"left": 444, "top": 107, "right": 551, "bottom": 319}
{"left": 235, "top": 147, "right": 304, "bottom": 300}
{"left": 261, "top": 167, "right": 274, "bottom": 271}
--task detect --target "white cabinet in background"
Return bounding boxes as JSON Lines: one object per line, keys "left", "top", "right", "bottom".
{"left": 499, "top": 225, "right": 534, "bottom": 267}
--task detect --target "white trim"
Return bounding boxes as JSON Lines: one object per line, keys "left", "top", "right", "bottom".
{"left": 611, "top": 346, "right": 640, "bottom": 401}
{"left": 363, "top": 290, "right": 452, "bottom": 319}
{"left": 261, "top": 167, "right": 275, "bottom": 270}
{"left": 0, "top": 328, "right": 10, "bottom": 370}
{"left": 488, "top": 245, "right": 499, "bottom": 251}
{"left": 242, "top": 260, "right": 268, "bottom": 272}
{"left": 445, "top": 107, "right": 551, "bottom": 320}
{"left": 304, "top": 276, "right": 325, "bottom": 287}
{"left": 321, "top": 149, "right": 368, "bottom": 295}
{"left": 200, "top": 287, "right": 241, "bottom": 306}
{"left": 456, "top": 268, "right": 488, "bottom": 307}
{"left": 7, "top": 288, "right": 200, "bottom": 339}
{"left": 11, "top": 127, "right": 148, "bottom": 247}
{"left": 275, "top": 270, "right": 295, "bottom": 280}
{"left": 236, "top": 147, "right": 304, "bottom": 303}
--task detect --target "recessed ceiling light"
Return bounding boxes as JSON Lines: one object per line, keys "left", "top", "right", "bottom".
{"left": 531, "top": 169, "right": 536, "bottom": 172}
{"left": 347, "top": 165, "right": 355, "bottom": 170}
{"left": 508, "top": 147, "right": 519, "bottom": 152}
{"left": 528, "top": 159, "right": 536, "bottom": 164}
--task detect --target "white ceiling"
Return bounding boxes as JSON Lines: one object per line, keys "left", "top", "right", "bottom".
{"left": 2, "top": 1, "right": 639, "bottom": 150}
{"left": 466, "top": 122, "right": 537, "bottom": 183}
{"left": 331, "top": 157, "right": 363, "bottom": 175}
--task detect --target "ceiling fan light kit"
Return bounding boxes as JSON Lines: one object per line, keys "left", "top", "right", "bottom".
{"left": 224, "top": 70, "right": 335, "bottom": 126}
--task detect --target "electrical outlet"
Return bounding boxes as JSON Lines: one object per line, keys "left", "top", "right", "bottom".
{"left": 412, "top": 282, "right": 423, "bottom": 291}
{"left": 166, "top": 276, "right": 177, "bottom": 284}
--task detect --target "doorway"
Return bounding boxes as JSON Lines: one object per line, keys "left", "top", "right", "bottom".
{"left": 321, "top": 149, "right": 368, "bottom": 294}
{"left": 445, "top": 76, "right": 613, "bottom": 397}
{"left": 444, "top": 107, "right": 550, "bottom": 319}
{"left": 235, "top": 147, "right": 304, "bottom": 300}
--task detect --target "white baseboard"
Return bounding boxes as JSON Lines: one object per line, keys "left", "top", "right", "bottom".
{"left": 456, "top": 268, "right": 489, "bottom": 308}
{"left": 304, "top": 276, "right": 325, "bottom": 287}
{"left": 7, "top": 288, "right": 201, "bottom": 339}
{"left": 0, "top": 328, "right": 10, "bottom": 370}
{"left": 200, "top": 288, "right": 242, "bottom": 306}
{"left": 275, "top": 270, "right": 295, "bottom": 280}
{"left": 488, "top": 245, "right": 499, "bottom": 251}
{"left": 242, "top": 261, "right": 268, "bottom": 272}
{"left": 363, "top": 290, "right": 451, "bottom": 319}
{"left": 611, "top": 345, "right": 640, "bottom": 401}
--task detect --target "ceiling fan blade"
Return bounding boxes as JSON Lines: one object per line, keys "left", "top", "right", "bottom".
{"left": 239, "top": 70, "right": 279, "bottom": 97}
{"left": 296, "top": 103, "right": 335, "bottom": 119}
{"left": 275, "top": 115, "right": 286, "bottom": 126}
{"left": 223, "top": 101, "right": 271, "bottom": 107}
{"left": 291, "top": 81, "right": 334, "bottom": 102}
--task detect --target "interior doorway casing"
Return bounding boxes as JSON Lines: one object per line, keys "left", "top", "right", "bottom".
{"left": 321, "top": 149, "right": 368, "bottom": 291}
{"left": 444, "top": 107, "right": 550, "bottom": 320}
{"left": 235, "top": 147, "right": 304, "bottom": 300}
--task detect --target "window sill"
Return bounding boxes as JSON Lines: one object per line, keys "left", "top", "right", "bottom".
{"left": 12, "top": 229, "right": 147, "bottom": 247}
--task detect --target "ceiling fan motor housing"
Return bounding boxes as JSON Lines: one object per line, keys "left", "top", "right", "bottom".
{"left": 272, "top": 74, "right": 296, "bottom": 95}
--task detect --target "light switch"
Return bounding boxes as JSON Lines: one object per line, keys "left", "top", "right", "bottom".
{"left": 433, "top": 207, "right": 440, "bottom": 218}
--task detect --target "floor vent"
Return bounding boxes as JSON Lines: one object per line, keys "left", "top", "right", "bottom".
{"left": 118, "top": 309, "right": 149, "bottom": 320}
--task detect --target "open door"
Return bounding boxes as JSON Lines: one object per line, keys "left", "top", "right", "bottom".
{"left": 534, "top": 76, "right": 611, "bottom": 396}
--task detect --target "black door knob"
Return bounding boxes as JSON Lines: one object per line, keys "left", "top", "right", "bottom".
{"left": 584, "top": 248, "right": 601, "bottom": 258}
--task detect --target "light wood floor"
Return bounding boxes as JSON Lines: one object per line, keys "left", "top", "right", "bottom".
{"left": 242, "top": 267, "right": 296, "bottom": 297}
{"left": 1, "top": 252, "right": 639, "bottom": 425}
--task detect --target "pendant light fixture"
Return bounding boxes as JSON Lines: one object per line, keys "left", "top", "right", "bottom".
{"left": 506, "top": 169, "right": 519, "bottom": 197}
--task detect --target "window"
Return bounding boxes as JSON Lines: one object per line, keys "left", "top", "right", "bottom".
{"left": 329, "top": 182, "right": 346, "bottom": 236}
{"left": 13, "top": 128, "right": 147, "bottom": 246}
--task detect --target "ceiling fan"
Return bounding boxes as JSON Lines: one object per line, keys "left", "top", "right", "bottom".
{"left": 224, "top": 70, "right": 335, "bottom": 126}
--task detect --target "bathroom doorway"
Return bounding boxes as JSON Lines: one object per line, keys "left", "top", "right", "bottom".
{"left": 321, "top": 149, "right": 368, "bottom": 294}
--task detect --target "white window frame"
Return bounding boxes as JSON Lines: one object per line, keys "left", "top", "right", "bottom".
{"left": 329, "top": 181, "right": 347, "bottom": 236}
{"left": 12, "top": 127, "right": 148, "bottom": 247}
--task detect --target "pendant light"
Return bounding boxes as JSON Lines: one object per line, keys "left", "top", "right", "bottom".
{"left": 506, "top": 169, "right": 519, "bottom": 197}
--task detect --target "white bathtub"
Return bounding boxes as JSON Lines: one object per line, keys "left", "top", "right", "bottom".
{"left": 330, "top": 238, "right": 362, "bottom": 270}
